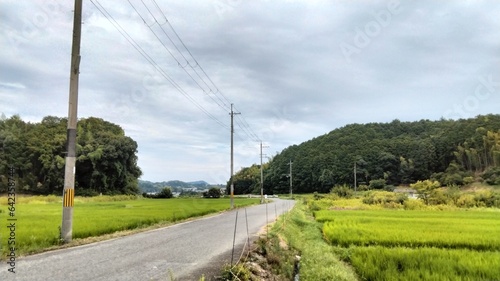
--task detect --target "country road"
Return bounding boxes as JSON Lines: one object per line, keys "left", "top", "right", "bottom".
{"left": 0, "top": 198, "right": 295, "bottom": 281}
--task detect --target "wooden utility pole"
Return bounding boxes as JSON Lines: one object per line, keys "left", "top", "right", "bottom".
{"left": 61, "top": 0, "right": 82, "bottom": 243}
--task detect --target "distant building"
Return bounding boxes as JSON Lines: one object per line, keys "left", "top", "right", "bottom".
{"left": 394, "top": 187, "right": 418, "bottom": 199}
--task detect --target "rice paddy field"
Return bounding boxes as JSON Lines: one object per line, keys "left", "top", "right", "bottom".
{"left": 0, "top": 195, "right": 259, "bottom": 259}
{"left": 316, "top": 208, "right": 500, "bottom": 280}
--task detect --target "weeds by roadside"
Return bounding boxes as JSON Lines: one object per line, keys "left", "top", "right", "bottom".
{"left": 216, "top": 200, "right": 358, "bottom": 281}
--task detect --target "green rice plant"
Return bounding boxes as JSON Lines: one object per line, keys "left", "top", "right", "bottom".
{"left": 317, "top": 209, "right": 500, "bottom": 251}
{"left": 0, "top": 196, "right": 258, "bottom": 259}
{"left": 349, "top": 246, "right": 500, "bottom": 281}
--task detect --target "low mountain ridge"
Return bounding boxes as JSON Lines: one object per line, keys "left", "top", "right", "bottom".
{"left": 138, "top": 179, "right": 212, "bottom": 193}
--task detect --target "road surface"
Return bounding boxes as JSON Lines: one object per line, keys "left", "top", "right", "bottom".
{"left": 0, "top": 198, "right": 295, "bottom": 281}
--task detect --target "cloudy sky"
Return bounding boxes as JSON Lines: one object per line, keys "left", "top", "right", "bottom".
{"left": 1, "top": 0, "right": 499, "bottom": 183}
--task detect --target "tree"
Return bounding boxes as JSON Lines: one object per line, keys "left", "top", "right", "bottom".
{"left": 411, "top": 180, "right": 441, "bottom": 204}
{"left": 369, "top": 179, "right": 386, "bottom": 190}
{"left": 0, "top": 115, "right": 142, "bottom": 195}
{"left": 230, "top": 115, "right": 500, "bottom": 194}
{"left": 203, "top": 187, "right": 221, "bottom": 198}
{"left": 156, "top": 187, "right": 173, "bottom": 198}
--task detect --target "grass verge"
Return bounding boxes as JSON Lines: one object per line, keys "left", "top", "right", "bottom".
{"left": 277, "top": 201, "right": 358, "bottom": 281}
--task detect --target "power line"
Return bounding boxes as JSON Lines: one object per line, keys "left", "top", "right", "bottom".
{"left": 151, "top": 0, "right": 232, "bottom": 110}
{"left": 91, "top": 1, "right": 262, "bottom": 146}
{"left": 90, "top": 0, "right": 229, "bottom": 130}
{"left": 135, "top": 0, "right": 231, "bottom": 112}
{"left": 131, "top": 0, "right": 261, "bottom": 143}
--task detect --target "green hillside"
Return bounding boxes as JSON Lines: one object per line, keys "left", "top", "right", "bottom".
{"left": 230, "top": 114, "right": 500, "bottom": 194}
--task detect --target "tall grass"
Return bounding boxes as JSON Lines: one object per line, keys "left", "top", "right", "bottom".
{"left": 0, "top": 196, "right": 258, "bottom": 259}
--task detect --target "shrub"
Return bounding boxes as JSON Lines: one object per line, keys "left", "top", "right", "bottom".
{"left": 444, "top": 185, "right": 461, "bottom": 205}
{"left": 456, "top": 194, "right": 476, "bottom": 208}
{"left": 203, "top": 187, "right": 221, "bottom": 198}
{"left": 156, "top": 187, "right": 173, "bottom": 198}
{"left": 331, "top": 184, "right": 353, "bottom": 198}
{"left": 463, "top": 176, "right": 475, "bottom": 185}
{"left": 75, "top": 188, "right": 99, "bottom": 197}
{"left": 427, "top": 189, "right": 448, "bottom": 205}
{"left": 313, "top": 191, "right": 324, "bottom": 200}
{"left": 362, "top": 191, "right": 407, "bottom": 206}
{"left": 482, "top": 167, "right": 500, "bottom": 185}
{"left": 369, "top": 179, "right": 386, "bottom": 190}
{"left": 410, "top": 180, "right": 440, "bottom": 205}
{"left": 358, "top": 184, "right": 369, "bottom": 191}
{"left": 403, "top": 199, "right": 426, "bottom": 210}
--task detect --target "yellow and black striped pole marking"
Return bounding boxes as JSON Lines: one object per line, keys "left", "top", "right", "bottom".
{"left": 63, "top": 188, "right": 75, "bottom": 207}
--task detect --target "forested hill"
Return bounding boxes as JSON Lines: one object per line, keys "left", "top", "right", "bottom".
{"left": 253, "top": 114, "right": 500, "bottom": 194}
{"left": 0, "top": 115, "right": 142, "bottom": 195}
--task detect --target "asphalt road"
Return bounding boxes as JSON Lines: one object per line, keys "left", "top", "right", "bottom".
{"left": 0, "top": 198, "right": 295, "bottom": 281}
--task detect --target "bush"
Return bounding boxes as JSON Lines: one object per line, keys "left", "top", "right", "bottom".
{"left": 427, "top": 189, "right": 448, "bottom": 205}
{"left": 383, "top": 185, "right": 396, "bottom": 192}
{"left": 369, "top": 179, "right": 386, "bottom": 190}
{"left": 444, "top": 185, "right": 461, "bottom": 205}
{"left": 403, "top": 199, "right": 426, "bottom": 210}
{"left": 75, "top": 189, "right": 99, "bottom": 197}
{"left": 156, "top": 187, "right": 173, "bottom": 198}
{"left": 456, "top": 194, "right": 476, "bottom": 208}
{"left": 482, "top": 167, "right": 500, "bottom": 185}
{"left": 313, "top": 191, "right": 324, "bottom": 200}
{"left": 362, "top": 191, "right": 407, "bottom": 206}
{"left": 411, "top": 180, "right": 441, "bottom": 205}
{"left": 203, "top": 187, "right": 221, "bottom": 198}
{"left": 358, "top": 184, "right": 369, "bottom": 191}
{"left": 463, "top": 176, "right": 475, "bottom": 185}
{"left": 331, "top": 185, "right": 353, "bottom": 198}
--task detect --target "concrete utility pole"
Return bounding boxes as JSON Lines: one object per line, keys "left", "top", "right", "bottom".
{"left": 61, "top": 0, "right": 82, "bottom": 243}
{"left": 229, "top": 104, "right": 240, "bottom": 209}
{"left": 288, "top": 160, "right": 293, "bottom": 199}
{"left": 259, "top": 142, "right": 268, "bottom": 204}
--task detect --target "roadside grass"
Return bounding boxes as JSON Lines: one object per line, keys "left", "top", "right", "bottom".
{"left": 0, "top": 196, "right": 258, "bottom": 259}
{"left": 272, "top": 201, "right": 358, "bottom": 281}
{"left": 317, "top": 209, "right": 500, "bottom": 251}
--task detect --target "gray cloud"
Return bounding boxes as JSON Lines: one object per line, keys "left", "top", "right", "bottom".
{"left": 1, "top": 0, "right": 499, "bottom": 182}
